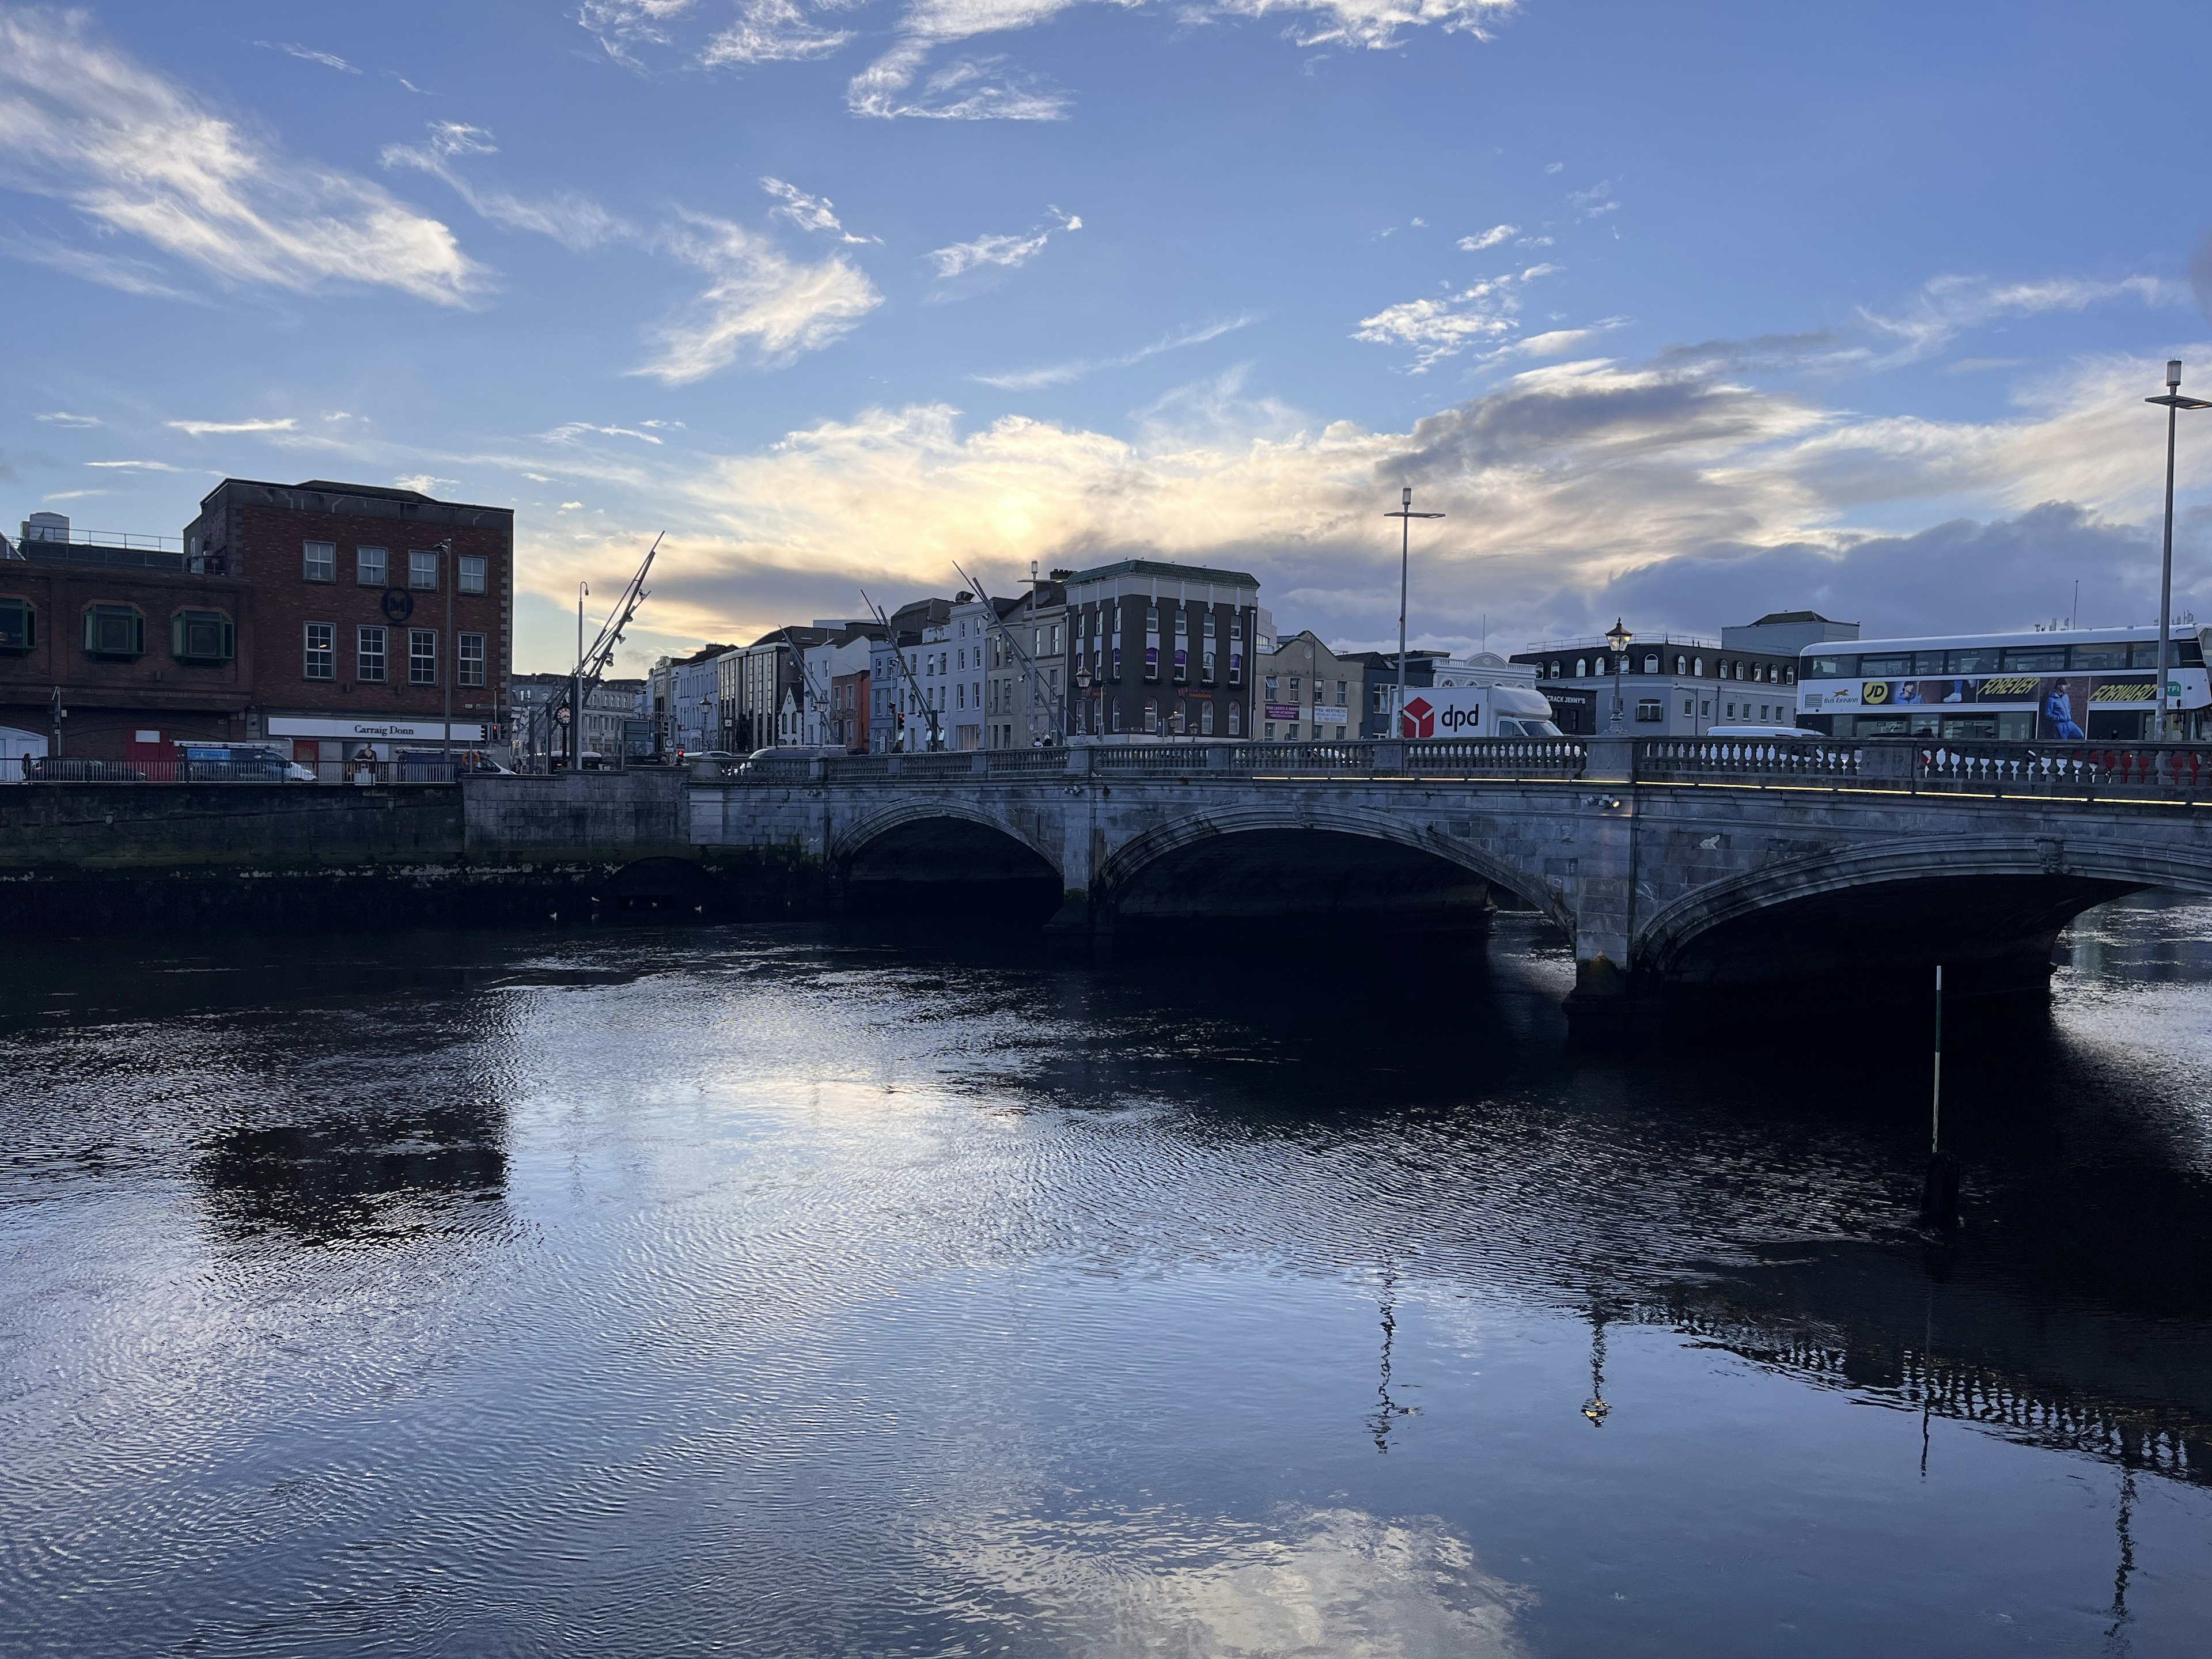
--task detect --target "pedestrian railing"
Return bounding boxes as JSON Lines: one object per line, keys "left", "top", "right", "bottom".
{"left": 20, "top": 756, "right": 470, "bottom": 785}
{"left": 1912, "top": 741, "right": 2212, "bottom": 800}
{"left": 1637, "top": 738, "right": 1861, "bottom": 782}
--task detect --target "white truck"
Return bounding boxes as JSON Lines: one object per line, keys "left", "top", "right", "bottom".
{"left": 1397, "top": 684, "right": 1562, "bottom": 740}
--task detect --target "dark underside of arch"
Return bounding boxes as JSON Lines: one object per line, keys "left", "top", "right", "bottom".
{"left": 841, "top": 816, "right": 1063, "bottom": 922}
{"left": 1106, "top": 828, "right": 1520, "bottom": 941}
{"left": 1650, "top": 873, "right": 2144, "bottom": 1003}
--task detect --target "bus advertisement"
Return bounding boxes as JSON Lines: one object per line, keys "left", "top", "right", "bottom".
{"left": 1797, "top": 627, "right": 2211, "bottom": 742}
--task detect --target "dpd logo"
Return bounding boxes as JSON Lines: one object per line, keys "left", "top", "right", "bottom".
{"left": 1401, "top": 696, "right": 1435, "bottom": 738}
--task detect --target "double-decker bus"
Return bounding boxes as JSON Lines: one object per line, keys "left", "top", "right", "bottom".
{"left": 1796, "top": 625, "right": 2211, "bottom": 742}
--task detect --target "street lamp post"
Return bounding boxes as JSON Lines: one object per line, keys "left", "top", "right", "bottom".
{"left": 1605, "top": 618, "right": 1634, "bottom": 734}
{"left": 1384, "top": 487, "right": 1445, "bottom": 737}
{"left": 2146, "top": 360, "right": 2211, "bottom": 738}
{"left": 574, "top": 581, "right": 589, "bottom": 770}
{"left": 435, "top": 538, "right": 454, "bottom": 779}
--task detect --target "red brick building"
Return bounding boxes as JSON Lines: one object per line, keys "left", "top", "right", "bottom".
{"left": 0, "top": 480, "right": 513, "bottom": 769}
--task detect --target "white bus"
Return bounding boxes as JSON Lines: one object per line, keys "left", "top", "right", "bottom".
{"left": 1797, "top": 625, "right": 2211, "bottom": 742}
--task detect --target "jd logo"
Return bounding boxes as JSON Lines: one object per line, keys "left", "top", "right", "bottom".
{"left": 1402, "top": 696, "right": 1435, "bottom": 738}
{"left": 1862, "top": 679, "right": 1891, "bottom": 704}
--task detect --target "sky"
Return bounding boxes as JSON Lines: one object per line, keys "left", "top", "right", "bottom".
{"left": 4, "top": 0, "right": 2212, "bottom": 672}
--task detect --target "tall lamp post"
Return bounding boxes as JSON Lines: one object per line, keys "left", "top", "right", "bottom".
{"left": 1384, "top": 486, "right": 1445, "bottom": 737}
{"left": 2146, "top": 359, "right": 2211, "bottom": 738}
{"left": 1605, "top": 618, "right": 1633, "bottom": 734}
{"left": 574, "top": 581, "right": 590, "bottom": 770}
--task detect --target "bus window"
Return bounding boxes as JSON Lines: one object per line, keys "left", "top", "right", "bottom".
{"left": 1999, "top": 646, "right": 2067, "bottom": 672}
{"left": 1806, "top": 654, "right": 1853, "bottom": 679}
{"left": 1948, "top": 647, "right": 2002, "bottom": 673}
{"left": 1912, "top": 651, "right": 1949, "bottom": 674}
{"left": 2069, "top": 642, "right": 2128, "bottom": 669}
{"left": 2127, "top": 641, "right": 2164, "bottom": 669}
{"left": 1858, "top": 653, "right": 1913, "bottom": 675}
{"left": 2180, "top": 639, "right": 2206, "bottom": 668}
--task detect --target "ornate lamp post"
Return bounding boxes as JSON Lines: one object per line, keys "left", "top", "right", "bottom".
{"left": 1605, "top": 618, "right": 1634, "bottom": 734}
{"left": 1384, "top": 487, "right": 1445, "bottom": 737}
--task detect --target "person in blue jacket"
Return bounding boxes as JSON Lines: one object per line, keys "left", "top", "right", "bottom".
{"left": 2043, "top": 685, "right": 2085, "bottom": 740}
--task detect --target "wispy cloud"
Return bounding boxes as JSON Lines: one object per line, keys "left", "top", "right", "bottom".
{"left": 382, "top": 122, "right": 631, "bottom": 251}
{"left": 1860, "top": 272, "right": 2177, "bottom": 366}
{"left": 972, "top": 315, "right": 1259, "bottom": 390}
{"left": 632, "top": 214, "right": 881, "bottom": 383}
{"left": 1213, "top": 0, "right": 1516, "bottom": 50}
{"left": 577, "top": 0, "right": 698, "bottom": 68}
{"left": 1458, "top": 224, "right": 1516, "bottom": 251}
{"left": 639, "top": 419, "right": 687, "bottom": 430}
{"left": 1354, "top": 265, "right": 1565, "bottom": 372}
{"left": 545, "top": 422, "right": 665, "bottom": 445}
{"left": 0, "top": 10, "right": 482, "bottom": 304}
{"left": 927, "top": 207, "right": 1080, "bottom": 279}
{"left": 35, "top": 411, "right": 100, "bottom": 428}
{"left": 1566, "top": 179, "right": 1618, "bottom": 218}
{"left": 704, "top": 0, "right": 854, "bottom": 65}
{"left": 850, "top": 43, "right": 1070, "bottom": 120}
{"left": 41, "top": 487, "right": 113, "bottom": 501}
{"left": 760, "top": 176, "right": 874, "bottom": 243}
{"left": 84, "top": 460, "right": 185, "bottom": 471}
{"left": 394, "top": 474, "right": 459, "bottom": 494}
{"left": 167, "top": 416, "right": 297, "bottom": 436}
{"left": 256, "top": 41, "right": 359, "bottom": 74}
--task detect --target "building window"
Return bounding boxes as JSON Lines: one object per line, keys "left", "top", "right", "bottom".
{"left": 1692, "top": 656, "right": 1704, "bottom": 676}
{"left": 304, "top": 540, "right": 336, "bottom": 582}
{"left": 0, "top": 597, "right": 35, "bottom": 653}
{"left": 409, "top": 550, "right": 440, "bottom": 590}
{"left": 83, "top": 604, "right": 145, "bottom": 658}
{"left": 1265, "top": 722, "right": 1276, "bottom": 740}
{"left": 1228, "top": 700, "right": 1241, "bottom": 736}
{"left": 305, "top": 622, "right": 335, "bottom": 680}
{"left": 459, "top": 554, "right": 487, "bottom": 594}
{"left": 357, "top": 546, "right": 388, "bottom": 586}
{"left": 1574, "top": 657, "right": 1587, "bottom": 676}
{"left": 358, "top": 625, "right": 387, "bottom": 682}
{"left": 1643, "top": 653, "right": 1659, "bottom": 674}
{"left": 459, "top": 632, "right": 486, "bottom": 687}
{"left": 1683, "top": 698, "right": 1694, "bottom": 716}
{"left": 1202, "top": 701, "right": 1215, "bottom": 736}
{"left": 172, "top": 608, "right": 235, "bottom": 664}
{"left": 1675, "top": 654, "right": 1687, "bottom": 674}
{"left": 1145, "top": 700, "right": 1158, "bottom": 733}
{"left": 1637, "top": 699, "right": 1664, "bottom": 722}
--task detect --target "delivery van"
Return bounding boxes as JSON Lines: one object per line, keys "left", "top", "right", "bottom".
{"left": 1398, "top": 684, "right": 1563, "bottom": 740}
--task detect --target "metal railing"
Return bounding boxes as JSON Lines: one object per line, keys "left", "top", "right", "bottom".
{"left": 19, "top": 756, "right": 470, "bottom": 785}
{"left": 705, "top": 738, "right": 1590, "bottom": 784}
{"left": 1635, "top": 737, "right": 2212, "bottom": 801}
{"left": 1637, "top": 737, "right": 1860, "bottom": 782}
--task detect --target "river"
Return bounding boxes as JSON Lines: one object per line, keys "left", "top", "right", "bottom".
{"left": 2, "top": 897, "right": 2209, "bottom": 1656}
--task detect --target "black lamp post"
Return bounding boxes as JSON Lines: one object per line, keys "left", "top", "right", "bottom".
{"left": 1605, "top": 618, "right": 1634, "bottom": 733}
{"left": 2146, "top": 360, "right": 2211, "bottom": 738}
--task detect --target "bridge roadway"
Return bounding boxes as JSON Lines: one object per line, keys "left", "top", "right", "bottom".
{"left": 687, "top": 734, "right": 2212, "bottom": 1017}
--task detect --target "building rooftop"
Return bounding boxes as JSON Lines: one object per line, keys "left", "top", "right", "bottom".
{"left": 1063, "top": 557, "right": 1260, "bottom": 589}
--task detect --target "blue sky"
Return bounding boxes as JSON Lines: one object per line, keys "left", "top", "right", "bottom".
{"left": 4, "top": 0, "right": 2211, "bottom": 671}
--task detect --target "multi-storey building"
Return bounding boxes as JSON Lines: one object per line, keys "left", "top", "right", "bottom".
{"left": 1508, "top": 611, "right": 1842, "bottom": 736}
{"left": 985, "top": 577, "right": 1063, "bottom": 749}
{"left": 1059, "top": 559, "right": 1261, "bottom": 742}
{"left": 1257, "top": 631, "right": 1363, "bottom": 743}
{"left": 798, "top": 626, "right": 883, "bottom": 747}
{"left": 181, "top": 479, "right": 513, "bottom": 769}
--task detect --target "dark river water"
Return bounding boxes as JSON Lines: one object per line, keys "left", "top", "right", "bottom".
{"left": 4, "top": 897, "right": 2211, "bottom": 1657}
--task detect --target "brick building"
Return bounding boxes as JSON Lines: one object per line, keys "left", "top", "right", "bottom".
{"left": 0, "top": 518, "right": 256, "bottom": 765}
{"left": 1059, "top": 559, "right": 1261, "bottom": 742}
{"left": 184, "top": 479, "right": 513, "bottom": 767}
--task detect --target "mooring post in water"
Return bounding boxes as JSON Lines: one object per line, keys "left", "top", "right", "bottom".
{"left": 1921, "top": 963, "right": 1961, "bottom": 1228}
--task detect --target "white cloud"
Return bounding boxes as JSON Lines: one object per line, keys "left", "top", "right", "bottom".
{"left": 559, "top": 501, "right": 586, "bottom": 511}
{"left": 1860, "top": 272, "right": 2176, "bottom": 366}
{"left": 577, "top": 0, "right": 698, "bottom": 67}
{"left": 639, "top": 419, "right": 687, "bottom": 430}
{"left": 632, "top": 214, "right": 881, "bottom": 383}
{"left": 546, "top": 422, "right": 665, "bottom": 445}
{"left": 0, "top": 237, "right": 200, "bottom": 299}
{"left": 393, "top": 474, "right": 458, "bottom": 494}
{"left": 0, "top": 10, "right": 480, "bottom": 304}
{"left": 35, "top": 411, "right": 100, "bottom": 428}
{"left": 382, "top": 122, "right": 630, "bottom": 251}
{"left": 1354, "top": 276, "right": 1533, "bottom": 371}
{"left": 927, "top": 206, "right": 1080, "bottom": 279}
{"left": 760, "top": 176, "right": 873, "bottom": 243}
{"left": 704, "top": 0, "right": 854, "bottom": 65}
{"left": 850, "top": 42, "right": 1070, "bottom": 120}
{"left": 1517, "top": 234, "right": 1553, "bottom": 248}
{"left": 1211, "top": 0, "right": 1515, "bottom": 50}
{"left": 41, "top": 488, "right": 113, "bottom": 501}
{"left": 972, "top": 315, "right": 1259, "bottom": 389}
{"left": 1566, "top": 179, "right": 1618, "bottom": 218}
{"left": 84, "top": 460, "right": 185, "bottom": 471}
{"left": 1544, "top": 160, "right": 1563, "bottom": 173}
{"left": 256, "top": 41, "right": 359, "bottom": 74}
{"left": 167, "top": 417, "right": 297, "bottom": 436}
{"left": 1458, "top": 224, "right": 1516, "bottom": 251}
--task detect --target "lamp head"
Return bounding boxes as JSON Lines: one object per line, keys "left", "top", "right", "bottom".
{"left": 1402, "top": 486, "right": 1413, "bottom": 507}
{"left": 1605, "top": 618, "right": 1633, "bottom": 652}
{"left": 2170, "top": 359, "right": 2185, "bottom": 391}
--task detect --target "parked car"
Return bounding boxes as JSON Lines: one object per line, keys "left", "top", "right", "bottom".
{"left": 1703, "top": 725, "right": 1831, "bottom": 741}
{"left": 25, "top": 756, "right": 146, "bottom": 782}
{"left": 177, "top": 744, "right": 315, "bottom": 781}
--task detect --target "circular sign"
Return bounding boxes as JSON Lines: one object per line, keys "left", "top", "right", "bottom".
{"left": 380, "top": 588, "right": 415, "bottom": 623}
{"left": 1862, "top": 679, "right": 1891, "bottom": 705}
{"left": 555, "top": 706, "right": 571, "bottom": 724}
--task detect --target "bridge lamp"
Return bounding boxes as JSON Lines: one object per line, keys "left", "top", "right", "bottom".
{"left": 2146, "top": 359, "right": 2212, "bottom": 738}
{"left": 1384, "top": 486, "right": 1445, "bottom": 738}
{"left": 1605, "top": 619, "right": 1634, "bottom": 733}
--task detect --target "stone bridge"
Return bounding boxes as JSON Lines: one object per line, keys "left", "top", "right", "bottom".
{"left": 688, "top": 735, "right": 2212, "bottom": 1018}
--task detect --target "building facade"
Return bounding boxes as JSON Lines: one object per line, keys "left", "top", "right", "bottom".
{"left": 1510, "top": 624, "right": 1808, "bottom": 736}
{"left": 1257, "top": 631, "right": 1361, "bottom": 743}
{"left": 986, "top": 579, "right": 1065, "bottom": 749}
{"left": 1059, "top": 559, "right": 1261, "bottom": 743}
{"left": 181, "top": 479, "right": 513, "bottom": 768}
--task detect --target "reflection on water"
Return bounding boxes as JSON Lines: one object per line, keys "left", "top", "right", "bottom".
{"left": 1, "top": 895, "right": 2209, "bottom": 1655}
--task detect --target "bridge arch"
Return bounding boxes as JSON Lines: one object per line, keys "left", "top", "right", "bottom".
{"left": 832, "top": 797, "right": 1064, "bottom": 918}
{"left": 1634, "top": 834, "right": 2212, "bottom": 995}
{"left": 1094, "top": 802, "right": 1573, "bottom": 937}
